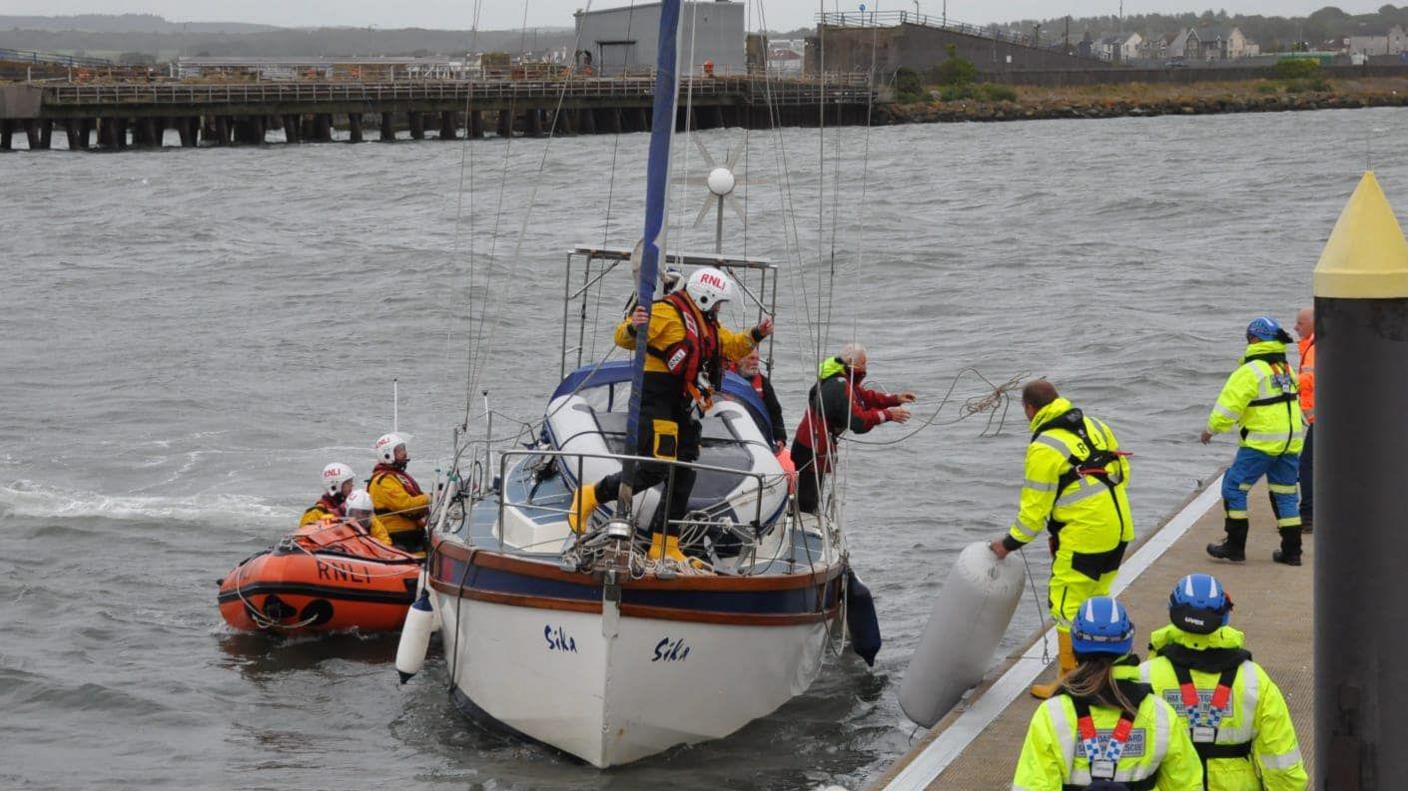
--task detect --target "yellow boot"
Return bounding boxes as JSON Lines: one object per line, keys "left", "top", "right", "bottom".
{"left": 568, "top": 483, "right": 597, "bottom": 534}
{"left": 648, "top": 532, "right": 690, "bottom": 562}
{"left": 1030, "top": 630, "right": 1076, "bottom": 700}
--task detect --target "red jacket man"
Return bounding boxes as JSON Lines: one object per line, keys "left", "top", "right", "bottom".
{"left": 791, "top": 344, "right": 913, "bottom": 514}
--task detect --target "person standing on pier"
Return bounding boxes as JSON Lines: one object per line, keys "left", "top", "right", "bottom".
{"left": 1012, "top": 596, "right": 1203, "bottom": 790}
{"left": 990, "top": 380, "right": 1134, "bottom": 700}
{"left": 1294, "top": 307, "right": 1315, "bottom": 534}
{"left": 368, "top": 433, "right": 431, "bottom": 553}
{"left": 1202, "top": 317, "right": 1305, "bottom": 566}
{"left": 568, "top": 267, "right": 772, "bottom": 563}
{"left": 1139, "top": 574, "right": 1308, "bottom": 789}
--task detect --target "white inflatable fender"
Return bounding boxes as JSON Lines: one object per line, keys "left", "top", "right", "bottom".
{"left": 897, "top": 541, "right": 1026, "bottom": 728}
{"left": 396, "top": 591, "right": 436, "bottom": 684}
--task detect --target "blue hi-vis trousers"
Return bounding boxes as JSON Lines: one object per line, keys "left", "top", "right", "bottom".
{"left": 1222, "top": 446, "right": 1302, "bottom": 528}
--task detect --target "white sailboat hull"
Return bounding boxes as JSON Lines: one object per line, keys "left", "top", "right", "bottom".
{"left": 436, "top": 587, "right": 836, "bottom": 767}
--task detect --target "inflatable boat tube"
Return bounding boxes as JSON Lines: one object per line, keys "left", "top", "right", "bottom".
{"left": 543, "top": 393, "right": 786, "bottom": 530}
{"left": 897, "top": 541, "right": 1025, "bottom": 727}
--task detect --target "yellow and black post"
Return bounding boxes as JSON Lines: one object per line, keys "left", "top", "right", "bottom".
{"left": 1314, "top": 171, "right": 1408, "bottom": 786}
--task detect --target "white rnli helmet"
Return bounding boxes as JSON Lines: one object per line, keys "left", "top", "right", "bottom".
{"left": 375, "top": 433, "right": 407, "bottom": 464}
{"left": 322, "top": 463, "right": 355, "bottom": 496}
{"left": 345, "top": 489, "right": 374, "bottom": 515}
{"left": 685, "top": 267, "right": 733, "bottom": 314}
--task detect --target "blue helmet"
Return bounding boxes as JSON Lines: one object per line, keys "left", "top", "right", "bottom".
{"left": 1247, "top": 316, "right": 1283, "bottom": 341}
{"left": 1071, "top": 596, "right": 1135, "bottom": 657}
{"left": 1169, "top": 573, "right": 1233, "bottom": 635}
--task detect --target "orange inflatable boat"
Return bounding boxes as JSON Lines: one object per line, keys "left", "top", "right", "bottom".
{"left": 218, "top": 520, "right": 421, "bottom": 633}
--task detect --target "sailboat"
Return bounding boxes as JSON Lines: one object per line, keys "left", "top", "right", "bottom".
{"left": 415, "top": 0, "right": 865, "bottom": 768}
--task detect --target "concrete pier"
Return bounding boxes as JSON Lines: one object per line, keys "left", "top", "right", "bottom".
{"left": 872, "top": 479, "right": 1315, "bottom": 789}
{"left": 0, "top": 76, "right": 874, "bottom": 151}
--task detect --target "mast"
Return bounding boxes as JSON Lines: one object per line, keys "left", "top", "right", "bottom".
{"left": 619, "top": 0, "right": 684, "bottom": 513}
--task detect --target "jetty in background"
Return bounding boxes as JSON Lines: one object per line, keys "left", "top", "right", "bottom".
{"left": 0, "top": 75, "right": 875, "bottom": 151}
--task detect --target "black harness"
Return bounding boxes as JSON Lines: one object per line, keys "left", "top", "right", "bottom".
{"left": 1239, "top": 352, "right": 1300, "bottom": 454}
{"left": 1032, "top": 408, "right": 1129, "bottom": 579}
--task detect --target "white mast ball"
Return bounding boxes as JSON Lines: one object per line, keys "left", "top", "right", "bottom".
{"left": 707, "top": 167, "right": 736, "bottom": 197}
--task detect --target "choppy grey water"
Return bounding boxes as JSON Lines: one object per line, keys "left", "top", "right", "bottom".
{"left": 3, "top": 109, "right": 1407, "bottom": 790}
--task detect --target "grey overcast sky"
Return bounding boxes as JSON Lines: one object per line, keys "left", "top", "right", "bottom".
{"left": 6, "top": 1, "right": 1390, "bottom": 34}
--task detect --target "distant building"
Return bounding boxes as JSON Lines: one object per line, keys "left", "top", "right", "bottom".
{"left": 1138, "top": 31, "right": 1177, "bottom": 60}
{"left": 766, "top": 38, "right": 805, "bottom": 74}
{"left": 1168, "top": 28, "right": 1193, "bottom": 60}
{"left": 573, "top": 0, "right": 745, "bottom": 76}
{"left": 1344, "top": 25, "right": 1408, "bottom": 56}
{"left": 1095, "top": 31, "right": 1142, "bottom": 62}
{"left": 1190, "top": 26, "right": 1250, "bottom": 60}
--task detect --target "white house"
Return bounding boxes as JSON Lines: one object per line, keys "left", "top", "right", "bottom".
{"left": 1189, "top": 26, "right": 1250, "bottom": 60}
{"left": 573, "top": 0, "right": 745, "bottom": 76}
{"left": 1345, "top": 25, "right": 1408, "bottom": 56}
{"left": 1096, "top": 31, "right": 1143, "bottom": 62}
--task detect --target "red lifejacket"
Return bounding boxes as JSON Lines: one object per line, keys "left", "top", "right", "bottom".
{"left": 371, "top": 463, "right": 423, "bottom": 496}
{"left": 649, "top": 291, "right": 723, "bottom": 407}
{"left": 748, "top": 372, "right": 766, "bottom": 397}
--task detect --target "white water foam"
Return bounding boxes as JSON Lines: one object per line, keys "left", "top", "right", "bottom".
{"left": 0, "top": 480, "right": 296, "bottom": 526}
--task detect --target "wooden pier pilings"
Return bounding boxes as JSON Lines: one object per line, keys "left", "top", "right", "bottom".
{"left": 0, "top": 76, "right": 876, "bottom": 151}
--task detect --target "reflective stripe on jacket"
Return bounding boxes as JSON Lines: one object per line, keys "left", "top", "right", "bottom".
{"left": 1297, "top": 336, "right": 1315, "bottom": 425}
{"left": 1011, "top": 665, "right": 1204, "bottom": 790}
{"left": 1140, "top": 625, "right": 1308, "bottom": 791}
{"left": 1206, "top": 341, "right": 1304, "bottom": 455}
{"left": 1007, "top": 397, "right": 1135, "bottom": 555}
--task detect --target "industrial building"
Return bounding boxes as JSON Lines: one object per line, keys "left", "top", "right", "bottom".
{"left": 572, "top": 0, "right": 745, "bottom": 76}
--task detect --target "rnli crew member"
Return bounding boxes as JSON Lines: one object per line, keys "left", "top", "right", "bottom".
{"left": 1012, "top": 596, "right": 1203, "bottom": 790}
{"left": 1202, "top": 317, "right": 1305, "bottom": 566}
{"left": 369, "top": 432, "right": 431, "bottom": 553}
{"left": 568, "top": 267, "right": 772, "bottom": 563}
{"left": 790, "top": 344, "right": 914, "bottom": 515}
{"left": 1139, "top": 574, "right": 1308, "bottom": 789}
{"left": 734, "top": 348, "right": 787, "bottom": 449}
{"left": 300, "top": 462, "right": 356, "bottom": 527}
{"left": 343, "top": 489, "right": 392, "bottom": 545}
{"left": 1293, "top": 308, "right": 1315, "bottom": 534}
{"left": 991, "top": 381, "right": 1134, "bottom": 699}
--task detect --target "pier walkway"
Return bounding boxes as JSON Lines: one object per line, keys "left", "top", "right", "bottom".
{"left": 872, "top": 475, "right": 1315, "bottom": 789}
{"left": 0, "top": 74, "right": 876, "bottom": 151}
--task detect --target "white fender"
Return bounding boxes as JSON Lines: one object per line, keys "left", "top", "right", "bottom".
{"left": 415, "top": 572, "right": 441, "bottom": 633}
{"left": 897, "top": 541, "right": 1026, "bottom": 727}
{"left": 396, "top": 591, "right": 435, "bottom": 684}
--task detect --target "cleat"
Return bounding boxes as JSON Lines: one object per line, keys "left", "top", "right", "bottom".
{"left": 1206, "top": 541, "right": 1245, "bottom": 562}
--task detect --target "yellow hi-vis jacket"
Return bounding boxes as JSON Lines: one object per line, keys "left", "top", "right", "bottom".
{"left": 1139, "top": 626, "right": 1308, "bottom": 791}
{"left": 1007, "top": 398, "right": 1135, "bottom": 560}
{"left": 1012, "top": 663, "right": 1204, "bottom": 790}
{"left": 1206, "top": 341, "right": 1304, "bottom": 455}
{"left": 368, "top": 469, "right": 429, "bottom": 536}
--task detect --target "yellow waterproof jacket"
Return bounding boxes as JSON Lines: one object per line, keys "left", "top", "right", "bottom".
{"left": 614, "top": 297, "right": 757, "bottom": 375}
{"left": 1140, "top": 626, "right": 1308, "bottom": 791}
{"left": 1013, "top": 664, "right": 1204, "bottom": 790}
{"left": 1207, "top": 341, "right": 1304, "bottom": 455}
{"left": 368, "top": 470, "right": 429, "bottom": 536}
{"left": 299, "top": 500, "right": 339, "bottom": 528}
{"left": 1008, "top": 398, "right": 1135, "bottom": 557}
{"left": 355, "top": 515, "right": 393, "bottom": 546}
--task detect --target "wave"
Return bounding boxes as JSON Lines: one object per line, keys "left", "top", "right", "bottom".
{"left": 0, "top": 480, "right": 295, "bottom": 525}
